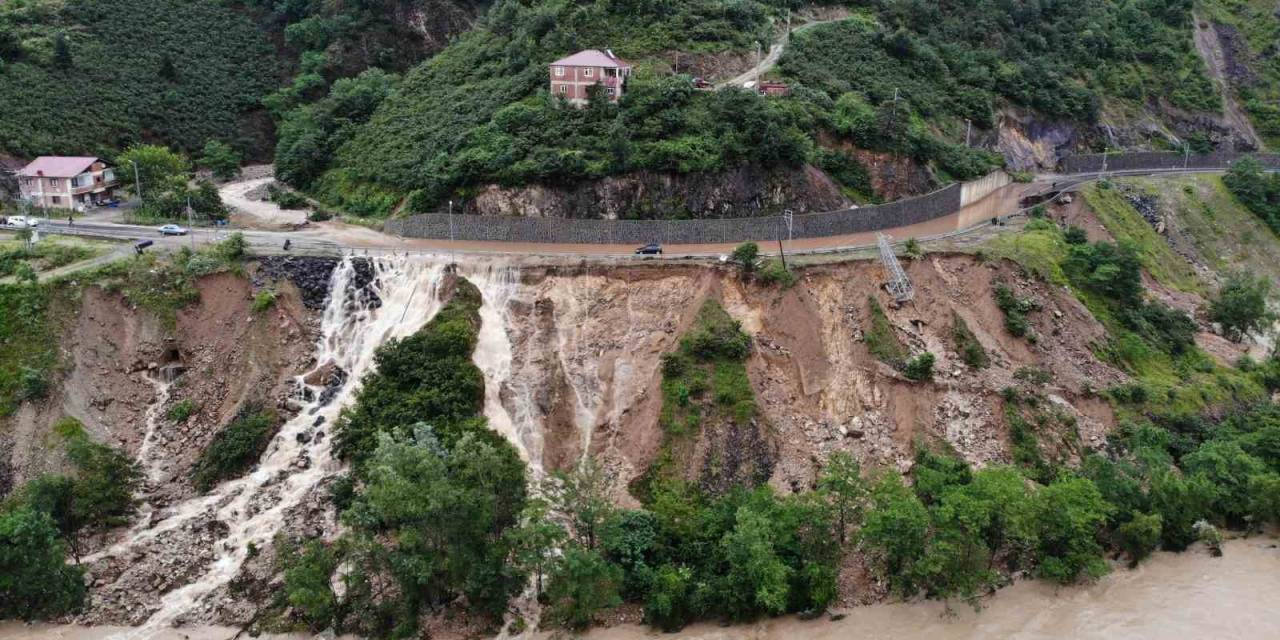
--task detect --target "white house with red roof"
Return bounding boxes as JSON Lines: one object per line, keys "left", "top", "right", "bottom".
{"left": 18, "top": 156, "right": 119, "bottom": 210}
{"left": 549, "top": 49, "right": 632, "bottom": 106}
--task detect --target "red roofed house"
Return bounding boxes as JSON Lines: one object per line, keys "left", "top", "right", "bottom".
{"left": 18, "top": 156, "right": 119, "bottom": 210}
{"left": 549, "top": 49, "right": 632, "bottom": 106}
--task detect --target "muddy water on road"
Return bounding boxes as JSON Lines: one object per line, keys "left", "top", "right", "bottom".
{"left": 4, "top": 539, "right": 1277, "bottom": 639}
{"left": 587, "top": 539, "right": 1280, "bottom": 640}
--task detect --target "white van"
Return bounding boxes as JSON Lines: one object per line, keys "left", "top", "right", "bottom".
{"left": 5, "top": 216, "right": 36, "bottom": 228}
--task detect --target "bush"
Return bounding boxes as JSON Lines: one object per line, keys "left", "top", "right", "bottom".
{"left": 951, "top": 312, "right": 988, "bottom": 369}
{"left": 1063, "top": 225, "right": 1089, "bottom": 245}
{"left": 192, "top": 406, "right": 278, "bottom": 491}
{"left": 680, "top": 302, "right": 751, "bottom": 362}
{"left": 167, "top": 399, "right": 198, "bottom": 423}
{"left": 994, "top": 283, "right": 1039, "bottom": 339}
{"left": 252, "top": 290, "right": 277, "bottom": 313}
{"left": 757, "top": 259, "right": 795, "bottom": 287}
{"left": 199, "top": 140, "right": 241, "bottom": 180}
{"left": 1116, "top": 512, "right": 1162, "bottom": 565}
{"left": 904, "top": 352, "right": 935, "bottom": 382}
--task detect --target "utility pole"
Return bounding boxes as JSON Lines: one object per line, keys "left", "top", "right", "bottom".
{"left": 186, "top": 197, "right": 195, "bottom": 250}
{"left": 1184, "top": 145, "right": 1191, "bottom": 170}
{"left": 448, "top": 199, "right": 456, "bottom": 271}
{"left": 776, "top": 211, "right": 791, "bottom": 270}
{"left": 965, "top": 119, "right": 972, "bottom": 148}
{"left": 754, "top": 41, "right": 762, "bottom": 86}
{"left": 1101, "top": 150, "right": 1107, "bottom": 177}
{"left": 131, "top": 160, "right": 143, "bottom": 203}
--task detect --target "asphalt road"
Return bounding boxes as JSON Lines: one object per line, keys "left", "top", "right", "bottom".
{"left": 12, "top": 167, "right": 1253, "bottom": 265}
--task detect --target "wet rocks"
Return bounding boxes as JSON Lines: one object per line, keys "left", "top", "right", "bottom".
{"left": 254, "top": 256, "right": 339, "bottom": 309}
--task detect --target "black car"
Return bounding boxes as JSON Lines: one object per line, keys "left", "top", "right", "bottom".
{"left": 635, "top": 243, "right": 663, "bottom": 255}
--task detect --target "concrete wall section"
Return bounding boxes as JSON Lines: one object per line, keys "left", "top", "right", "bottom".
{"left": 960, "top": 171, "right": 1012, "bottom": 207}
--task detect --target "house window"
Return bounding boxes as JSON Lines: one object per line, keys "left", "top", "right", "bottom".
{"left": 554, "top": 66, "right": 564, "bottom": 77}
{"left": 52, "top": 196, "right": 61, "bottom": 204}
{"left": 584, "top": 67, "right": 593, "bottom": 77}
{"left": 559, "top": 84, "right": 568, "bottom": 94}
{"left": 49, "top": 179, "right": 59, "bottom": 188}
{"left": 606, "top": 87, "right": 616, "bottom": 96}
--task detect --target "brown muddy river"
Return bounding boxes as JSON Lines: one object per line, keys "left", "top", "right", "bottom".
{"left": 3, "top": 539, "right": 1277, "bottom": 640}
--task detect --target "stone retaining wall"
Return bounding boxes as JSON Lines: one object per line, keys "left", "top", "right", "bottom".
{"left": 384, "top": 153, "right": 1280, "bottom": 245}
{"left": 386, "top": 182, "right": 964, "bottom": 244}
{"left": 1061, "top": 152, "right": 1280, "bottom": 174}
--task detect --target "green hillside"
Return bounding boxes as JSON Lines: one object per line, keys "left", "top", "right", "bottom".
{"left": 0, "top": 0, "right": 280, "bottom": 159}
{"left": 302, "top": 0, "right": 1237, "bottom": 218}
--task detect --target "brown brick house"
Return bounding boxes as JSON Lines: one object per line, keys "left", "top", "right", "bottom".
{"left": 18, "top": 156, "right": 119, "bottom": 210}
{"left": 549, "top": 49, "right": 633, "bottom": 106}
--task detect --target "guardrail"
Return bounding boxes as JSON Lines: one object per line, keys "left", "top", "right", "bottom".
{"left": 1061, "top": 151, "right": 1280, "bottom": 174}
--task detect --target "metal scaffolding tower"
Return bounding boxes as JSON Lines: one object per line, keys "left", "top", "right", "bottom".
{"left": 877, "top": 233, "right": 914, "bottom": 303}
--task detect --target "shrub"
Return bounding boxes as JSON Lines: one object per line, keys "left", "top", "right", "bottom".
{"left": 167, "top": 399, "right": 198, "bottom": 423}
{"left": 904, "top": 352, "right": 936, "bottom": 382}
{"left": 951, "top": 312, "right": 988, "bottom": 369}
{"left": 757, "top": 259, "right": 796, "bottom": 287}
{"left": 1063, "top": 225, "right": 1089, "bottom": 245}
{"left": 994, "top": 283, "right": 1039, "bottom": 339}
{"left": 680, "top": 303, "right": 751, "bottom": 362}
{"left": 252, "top": 290, "right": 277, "bottom": 313}
{"left": 192, "top": 406, "right": 278, "bottom": 491}
{"left": 1116, "top": 512, "right": 1162, "bottom": 565}
{"left": 544, "top": 547, "right": 623, "bottom": 630}
{"left": 199, "top": 140, "right": 241, "bottom": 180}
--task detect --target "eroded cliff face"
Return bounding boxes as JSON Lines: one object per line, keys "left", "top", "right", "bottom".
{"left": 468, "top": 163, "right": 851, "bottom": 219}
{"left": 2, "top": 252, "right": 1141, "bottom": 627}
{"left": 475, "top": 255, "right": 1123, "bottom": 498}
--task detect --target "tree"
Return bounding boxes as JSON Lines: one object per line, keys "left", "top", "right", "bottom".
{"left": 544, "top": 546, "right": 622, "bottom": 630}
{"left": 0, "top": 508, "right": 85, "bottom": 620}
{"left": 281, "top": 539, "right": 340, "bottom": 631}
{"left": 644, "top": 564, "right": 696, "bottom": 632}
{"left": 717, "top": 498, "right": 792, "bottom": 618}
{"left": 546, "top": 457, "right": 615, "bottom": 549}
{"left": 1149, "top": 470, "right": 1217, "bottom": 550}
{"left": 52, "top": 33, "right": 72, "bottom": 69}
{"left": 1210, "top": 273, "right": 1274, "bottom": 342}
{"left": 1116, "top": 512, "right": 1162, "bottom": 566}
{"left": 116, "top": 145, "right": 191, "bottom": 202}
{"left": 1032, "top": 476, "right": 1112, "bottom": 584}
{"left": 730, "top": 242, "right": 760, "bottom": 275}
{"left": 1183, "top": 440, "right": 1267, "bottom": 522}
{"left": 818, "top": 451, "right": 865, "bottom": 544}
{"left": 504, "top": 498, "right": 566, "bottom": 597}
{"left": 199, "top": 140, "right": 242, "bottom": 180}
{"left": 860, "top": 474, "right": 929, "bottom": 595}
{"left": 1247, "top": 473, "right": 1280, "bottom": 526}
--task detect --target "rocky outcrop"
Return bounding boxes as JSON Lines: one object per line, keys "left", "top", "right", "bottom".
{"left": 467, "top": 164, "right": 850, "bottom": 219}
{"left": 997, "top": 109, "right": 1080, "bottom": 171}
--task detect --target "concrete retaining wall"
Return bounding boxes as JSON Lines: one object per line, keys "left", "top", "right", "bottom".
{"left": 960, "top": 171, "right": 1012, "bottom": 207}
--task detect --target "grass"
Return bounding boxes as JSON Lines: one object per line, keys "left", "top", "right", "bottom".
{"left": 864, "top": 296, "right": 907, "bottom": 367}
{"left": 1155, "top": 175, "right": 1280, "bottom": 284}
{"left": 644, "top": 300, "right": 758, "bottom": 497}
{"left": 0, "top": 283, "right": 63, "bottom": 416}
{"left": 1082, "top": 183, "right": 1203, "bottom": 294}
{"left": 167, "top": 399, "right": 198, "bottom": 423}
{"left": 0, "top": 235, "right": 108, "bottom": 277}
{"left": 981, "top": 220, "right": 1070, "bottom": 286}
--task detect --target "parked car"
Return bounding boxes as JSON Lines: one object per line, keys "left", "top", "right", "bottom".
{"left": 158, "top": 224, "right": 188, "bottom": 236}
{"left": 635, "top": 242, "right": 663, "bottom": 255}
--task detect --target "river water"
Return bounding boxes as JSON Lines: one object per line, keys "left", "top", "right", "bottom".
{"left": 4, "top": 539, "right": 1276, "bottom": 640}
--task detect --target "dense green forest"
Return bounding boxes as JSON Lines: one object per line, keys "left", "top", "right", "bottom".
{"left": 0, "top": 0, "right": 280, "bottom": 159}
{"left": 292, "top": 0, "right": 1246, "bottom": 217}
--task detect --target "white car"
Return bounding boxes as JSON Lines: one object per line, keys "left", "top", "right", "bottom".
{"left": 158, "top": 224, "right": 188, "bottom": 236}
{"left": 5, "top": 215, "right": 39, "bottom": 228}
